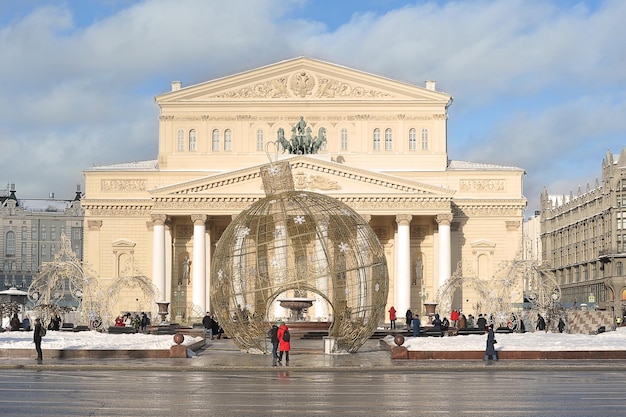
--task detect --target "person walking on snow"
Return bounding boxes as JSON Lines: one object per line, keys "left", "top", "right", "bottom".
{"left": 388, "top": 306, "right": 397, "bottom": 329}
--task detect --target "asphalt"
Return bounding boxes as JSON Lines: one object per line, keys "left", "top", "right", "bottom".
{"left": 3, "top": 338, "right": 626, "bottom": 372}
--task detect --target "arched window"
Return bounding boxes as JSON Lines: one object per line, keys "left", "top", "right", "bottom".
{"left": 212, "top": 129, "right": 220, "bottom": 151}
{"left": 5, "top": 231, "right": 15, "bottom": 256}
{"left": 385, "top": 128, "right": 393, "bottom": 150}
{"left": 373, "top": 128, "right": 381, "bottom": 151}
{"left": 189, "top": 129, "right": 197, "bottom": 152}
{"left": 224, "top": 129, "right": 232, "bottom": 151}
{"left": 408, "top": 128, "right": 417, "bottom": 151}
{"left": 340, "top": 128, "right": 348, "bottom": 151}
{"left": 177, "top": 129, "right": 185, "bottom": 151}
{"left": 256, "top": 129, "right": 264, "bottom": 151}
{"left": 421, "top": 128, "right": 429, "bottom": 150}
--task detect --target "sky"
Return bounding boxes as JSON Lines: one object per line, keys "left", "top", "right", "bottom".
{"left": 1, "top": 0, "right": 625, "bottom": 215}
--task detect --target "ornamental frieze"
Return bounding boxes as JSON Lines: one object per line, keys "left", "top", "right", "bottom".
{"left": 101, "top": 179, "right": 147, "bottom": 192}
{"left": 460, "top": 179, "right": 506, "bottom": 192}
{"left": 87, "top": 208, "right": 151, "bottom": 216}
{"left": 293, "top": 172, "right": 341, "bottom": 191}
{"left": 453, "top": 206, "right": 521, "bottom": 217}
{"left": 209, "top": 71, "right": 393, "bottom": 100}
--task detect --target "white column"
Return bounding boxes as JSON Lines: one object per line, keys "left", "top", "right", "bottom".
{"left": 205, "top": 222, "right": 212, "bottom": 313}
{"left": 395, "top": 214, "right": 412, "bottom": 316}
{"left": 151, "top": 214, "right": 167, "bottom": 301}
{"left": 436, "top": 214, "right": 453, "bottom": 289}
{"left": 191, "top": 214, "right": 207, "bottom": 313}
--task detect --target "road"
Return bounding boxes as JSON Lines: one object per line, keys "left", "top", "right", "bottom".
{"left": 1, "top": 369, "right": 624, "bottom": 416}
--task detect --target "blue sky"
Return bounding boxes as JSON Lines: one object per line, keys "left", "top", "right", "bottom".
{"left": 1, "top": 0, "right": 625, "bottom": 215}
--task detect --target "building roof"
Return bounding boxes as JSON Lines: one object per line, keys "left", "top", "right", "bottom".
{"left": 87, "top": 160, "right": 159, "bottom": 171}
{"left": 448, "top": 160, "right": 524, "bottom": 171}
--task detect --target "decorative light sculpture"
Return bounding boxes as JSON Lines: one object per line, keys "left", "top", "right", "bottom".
{"left": 211, "top": 159, "right": 389, "bottom": 353}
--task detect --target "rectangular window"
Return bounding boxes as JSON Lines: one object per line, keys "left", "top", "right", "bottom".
{"left": 31, "top": 227, "right": 37, "bottom": 240}
{"left": 41, "top": 226, "right": 47, "bottom": 240}
{"left": 72, "top": 228, "right": 82, "bottom": 240}
{"left": 256, "top": 129, "right": 264, "bottom": 151}
{"left": 212, "top": 130, "right": 220, "bottom": 151}
{"left": 340, "top": 128, "right": 348, "bottom": 151}
{"left": 51, "top": 226, "right": 57, "bottom": 241}
{"left": 22, "top": 226, "right": 27, "bottom": 240}
{"left": 224, "top": 129, "right": 232, "bottom": 151}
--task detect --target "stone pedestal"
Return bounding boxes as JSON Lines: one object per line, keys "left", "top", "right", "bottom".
{"left": 169, "top": 344, "right": 187, "bottom": 358}
{"left": 391, "top": 346, "right": 408, "bottom": 359}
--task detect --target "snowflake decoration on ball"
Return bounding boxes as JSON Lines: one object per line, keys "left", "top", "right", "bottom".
{"left": 241, "top": 227, "right": 250, "bottom": 237}
{"left": 338, "top": 242, "right": 349, "bottom": 253}
{"left": 268, "top": 165, "right": 280, "bottom": 175}
{"left": 294, "top": 215, "right": 306, "bottom": 225}
{"left": 217, "top": 269, "right": 224, "bottom": 280}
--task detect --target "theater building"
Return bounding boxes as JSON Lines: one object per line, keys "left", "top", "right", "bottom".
{"left": 81, "top": 57, "right": 525, "bottom": 321}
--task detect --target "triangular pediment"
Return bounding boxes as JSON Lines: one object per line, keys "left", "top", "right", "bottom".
{"left": 150, "top": 155, "right": 455, "bottom": 200}
{"left": 156, "top": 57, "right": 451, "bottom": 103}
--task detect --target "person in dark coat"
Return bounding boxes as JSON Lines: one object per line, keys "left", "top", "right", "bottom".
{"left": 412, "top": 314, "right": 421, "bottom": 337}
{"left": 484, "top": 326, "right": 498, "bottom": 362}
{"left": 558, "top": 318, "right": 566, "bottom": 333}
{"left": 405, "top": 309, "right": 413, "bottom": 331}
{"left": 34, "top": 318, "right": 43, "bottom": 363}
{"left": 268, "top": 321, "right": 280, "bottom": 366}
{"left": 202, "top": 312, "right": 214, "bottom": 340}
{"left": 536, "top": 314, "right": 546, "bottom": 332}
{"left": 432, "top": 313, "right": 442, "bottom": 331}
{"left": 10, "top": 313, "right": 20, "bottom": 331}
{"left": 476, "top": 314, "right": 487, "bottom": 330}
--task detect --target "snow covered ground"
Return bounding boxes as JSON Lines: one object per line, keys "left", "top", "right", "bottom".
{"left": 2, "top": 328, "right": 626, "bottom": 351}
{"left": 386, "top": 327, "right": 626, "bottom": 351}
{"left": 0, "top": 330, "right": 203, "bottom": 350}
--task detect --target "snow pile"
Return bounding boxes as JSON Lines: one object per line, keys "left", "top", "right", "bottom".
{"left": 0, "top": 330, "right": 202, "bottom": 350}
{"left": 386, "top": 327, "right": 626, "bottom": 351}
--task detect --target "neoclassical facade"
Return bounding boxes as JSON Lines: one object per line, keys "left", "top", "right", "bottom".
{"left": 82, "top": 57, "right": 526, "bottom": 322}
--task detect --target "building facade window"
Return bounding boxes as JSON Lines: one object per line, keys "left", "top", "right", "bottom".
{"left": 256, "top": 129, "right": 264, "bottom": 151}
{"left": 189, "top": 129, "right": 197, "bottom": 151}
{"left": 373, "top": 129, "right": 380, "bottom": 150}
{"left": 409, "top": 128, "right": 417, "bottom": 151}
{"left": 224, "top": 129, "right": 232, "bottom": 151}
{"left": 5, "top": 231, "right": 16, "bottom": 256}
{"left": 340, "top": 128, "right": 348, "bottom": 151}
{"left": 212, "top": 129, "right": 220, "bottom": 151}
{"left": 41, "top": 226, "right": 47, "bottom": 241}
{"left": 51, "top": 226, "right": 56, "bottom": 241}
{"left": 421, "top": 128, "right": 429, "bottom": 150}
{"left": 385, "top": 128, "right": 392, "bottom": 150}
{"left": 617, "top": 261, "right": 623, "bottom": 276}
{"left": 177, "top": 129, "right": 185, "bottom": 151}
{"left": 21, "top": 226, "right": 27, "bottom": 240}
{"left": 31, "top": 227, "right": 37, "bottom": 240}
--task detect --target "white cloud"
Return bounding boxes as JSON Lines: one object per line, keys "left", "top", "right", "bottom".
{"left": 1, "top": 0, "right": 625, "bottom": 213}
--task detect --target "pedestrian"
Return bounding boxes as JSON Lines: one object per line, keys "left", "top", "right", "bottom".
{"left": 22, "top": 316, "right": 31, "bottom": 331}
{"left": 450, "top": 309, "right": 460, "bottom": 327}
{"left": 484, "top": 326, "right": 498, "bottom": 362}
{"left": 457, "top": 313, "right": 467, "bottom": 329}
{"left": 477, "top": 314, "right": 487, "bottom": 330}
{"left": 536, "top": 314, "right": 546, "bottom": 332}
{"left": 405, "top": 309, "right": 413, "bottom": 331}
{"left": 432, "top": 313, "right": 442, "bottom": 331}
{"left": 441, "top": 316, "right": 450, "bottom": 331}
{"left": 268, "top": 321, "right": 280, "bottom": 366}
{"left": 558, "top": 318, "right": 566, "bottom": 333}
{"left": 34, "top": 318, "right": 44, "bottom": 363}
{"left": 412, "top": 314, "right": 421, "bottom": 337}
{"left": 388, "top": 306, "right": 397, "bottom": 329}
{"left": 140, "top": 312, "right": 149, "bottom": 333}
{"left": 277, "top": 320, "right": 291, "bottom": 365}
{"left": 10, "top": 313, "right": 20, "bottom": 331}
{"left": 467, "top": 314, "right": 475, "bottom": 328}
{"left": 202, "top": 312, "right": 214, "bottom": 340}
{"left": 114, "top": 315, "right": 124, "bottom": 326}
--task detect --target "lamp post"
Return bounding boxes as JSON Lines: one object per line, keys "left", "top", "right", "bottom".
{"left": 173, "top": 285, "right": 185, "bottom": 322}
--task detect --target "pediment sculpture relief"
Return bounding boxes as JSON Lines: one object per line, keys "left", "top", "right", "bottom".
{"left": 211, "top": 70, "right": 392, "bottom": 99}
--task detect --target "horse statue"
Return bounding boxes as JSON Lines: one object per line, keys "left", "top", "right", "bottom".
{"left": 277, "top": 127, "right": 292, "bottom": 153}
{"left": 311, "top": 127, "right": 327, "bottom": 154}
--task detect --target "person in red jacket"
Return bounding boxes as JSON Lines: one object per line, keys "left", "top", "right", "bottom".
{"left": 277, "top": 320, "right": 291, "bottom": 365}
{"left": 388, "top": 306, "right": 397, "bottom": 329}
{"left": 451, "top": 309, "right": 460, "bottom": 327}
